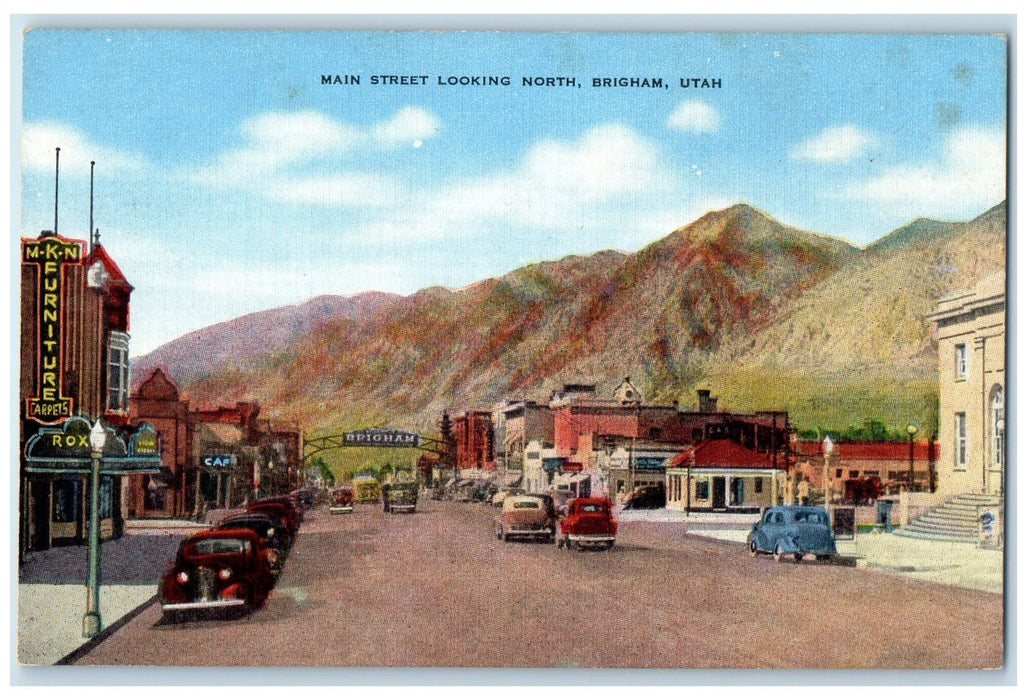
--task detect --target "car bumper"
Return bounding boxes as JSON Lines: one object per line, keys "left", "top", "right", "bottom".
{"left": 507, "top": 527, "right": 553, "bottom": 537}
{"left": 329, "top": 505, "right": 354, "bottom": 514}
{"left": 567, "top": 534, "right": 615, "bottom": 544}
{"left": 161, "top": 598, "right": 248, "bottom": 612}
{"left": 390, "top": 504, "right": 416, "bottom": 512}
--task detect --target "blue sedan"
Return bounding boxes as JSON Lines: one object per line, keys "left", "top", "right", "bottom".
{"left": 747, "top": 505, "right": 837, "bottom": 562}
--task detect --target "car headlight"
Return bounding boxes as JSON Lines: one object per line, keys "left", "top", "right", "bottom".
{"left": 267, "top": 527, "right": 275, "bottom": 536}
{"left": 218, "top": 567, "right": 233, "bottom": 580}
{"left": 176, "top": 571, "right": 189, "bottom": 584}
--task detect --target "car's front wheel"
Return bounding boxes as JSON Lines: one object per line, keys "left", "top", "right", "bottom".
{"left": 773, "top": 543, "right": 785, "bottom": 562}
{"left": 748, "top": 539, "right": 758, "bottom": 557}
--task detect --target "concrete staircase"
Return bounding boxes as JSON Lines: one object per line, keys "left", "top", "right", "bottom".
{"left": 893, "top": 493, "right": 1004, "bottom": 542}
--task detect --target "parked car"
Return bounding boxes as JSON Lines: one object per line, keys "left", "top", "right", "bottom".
{"left": 214, "top": 512, "right": 289, "bottom": 575}
{"left": 330, "top": 486, "right": 355, "bottom": 514}
{"left": 159, "top": 528, "right": 275, "bottom": 621}
{"left": 247, "top": 501, "right": 298, "bottom": 543}
{"left": 384, "top": 481, "right": 418, "bottom": 513}
{"left": 494, "top": 495, "right": 556, "bottom": 542}
{"left": 623, "top": 483, "right": 666, "bottom": 509}
{"left": 251, "top": 495, "right": 303, "bottom": 525}
{"left": 491, "top": 487, "right": 525, "bottom": 507}
{"left": 556, "top": 497, "right": 617, "bottom": 551}
{"left": 291, "top": 488, "right": 316, "bottom": 509}
{"left": 746, "top": 505, "right": 838, "bottom": 562}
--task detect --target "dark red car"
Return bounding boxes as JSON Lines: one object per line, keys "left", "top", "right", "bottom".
{"left": 556, "top": 497, "right": 617, "bottom": 550}
{"left": 159, "top": 528, "right": 275, "bottom": 621}
{"left": 214, "top": 512, "right": 289, "bottom": 575}
{"left": 247, "top": 500, "right": 299, "bottom": 541}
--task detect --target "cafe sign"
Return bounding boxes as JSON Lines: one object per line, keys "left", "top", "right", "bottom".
{"left": 343, "top": 429, "right": 421, "bottom": 448}
{"left": 22, "top": 235, "right": 84, "bottom": 424}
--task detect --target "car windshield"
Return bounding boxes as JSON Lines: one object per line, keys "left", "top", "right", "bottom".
{"left": 189, "top": 538, "right": 251, "bottom": 555}
{"left": 580, "top": 504, "right": 602, "bottom": 513}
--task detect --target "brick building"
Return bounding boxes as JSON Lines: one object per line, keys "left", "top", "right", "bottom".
{"left": 19, "top": 230, "right": 161, "bottom": 555}
{"left": 127, "top": 367, "right": 194, "bottom": 518}
{"left": 453, "top": 409, "right": 495, "bottom": 471}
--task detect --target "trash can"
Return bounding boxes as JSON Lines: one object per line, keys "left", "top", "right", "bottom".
{"left": 876, "top": 500, "right": 894, "bottom": 532}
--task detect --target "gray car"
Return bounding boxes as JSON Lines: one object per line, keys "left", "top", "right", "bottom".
{"left": 746, "top": 505, "right": 837, "bottom": 562}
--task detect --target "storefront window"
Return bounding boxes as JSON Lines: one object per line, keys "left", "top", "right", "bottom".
{"left": 99, "top": 476, "right": 114, "bottom": 519}
{"left": 52, "top": 479, "right": 79, "bottom": 523}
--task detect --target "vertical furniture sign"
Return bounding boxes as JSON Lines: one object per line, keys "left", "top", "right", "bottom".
{"left": 23, "top": 235, "right": 83, "bottom": 424}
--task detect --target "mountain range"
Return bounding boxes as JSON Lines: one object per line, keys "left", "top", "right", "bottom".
{"left": 132, "top": 201, "right": 1007, "bottom": 443}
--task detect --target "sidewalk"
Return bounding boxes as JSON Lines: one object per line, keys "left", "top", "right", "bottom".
{"left": 16, "top": 519, "right": 202, "bottom": 666}
{"left": 622, "top": 507, "right": 1006, "bottom": 595}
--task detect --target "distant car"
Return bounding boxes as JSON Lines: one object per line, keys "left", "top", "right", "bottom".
{"left": 746, "top": 505, "right": 838, "bottom": 562}
{"left": 557, "top": 497, "right": 617, "bottom": 551}
{"left": 214, "top": 512, "right": 289, "bottom": 575}
{"left": 385, "top": 481, "right": 418, "bottom": 514}
{"left": 495, "top": 495, "right": 556, "bottom": 542}
{"left": 159, "top": 528, "right": 275, "bottom": 621}
{"left": 330, "top": 487, "right": 355, "bottom": 514}
{"left": 623, "top": 484, "right": 666, "bottom": 509}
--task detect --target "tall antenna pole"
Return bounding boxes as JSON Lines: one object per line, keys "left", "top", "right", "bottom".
{"left": 53, "top": 147, "right": 60, "bottom": 235}
{"left": 89, "top": 160, "right": 95, "bottom": 248}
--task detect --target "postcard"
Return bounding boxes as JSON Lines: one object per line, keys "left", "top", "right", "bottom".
{"left": 14, "top": 25, "right": 1007, "bottom": 675}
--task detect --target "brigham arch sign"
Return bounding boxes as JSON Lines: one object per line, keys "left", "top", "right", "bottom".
{"left": 342, "top": 429, "right": 421, "bottom": 448}
{"left": 302, "top": 428, "right": 445, "bottom": 462}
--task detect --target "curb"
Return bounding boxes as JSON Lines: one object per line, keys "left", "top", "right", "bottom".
{"left": 55, "top": 594, "right": 158, "bottom": 665}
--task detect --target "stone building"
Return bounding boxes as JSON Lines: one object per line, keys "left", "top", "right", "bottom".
{"left": 927, "top": 273, "right": 1006, "bottom": 497}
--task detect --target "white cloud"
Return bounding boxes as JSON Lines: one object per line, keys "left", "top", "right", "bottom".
{"left": 193, "top": 107, "right": 442, "bottom": 191}
{"left": 353, "top": 123, "right": 683, "bottom": 241}
{"left": 666, "top": 101, "right": 720, "bottom": 134}
{"left": 845, "top": 126, "right": 1006, "bottom": 216}
{"left": 371, "top": 106, "right": 442, "bottom": 146}
{"left": 791, "top": 125, "right": 877, "bottom": 163}
{"left": 22, "top": 122, "right": 147, "bottom": 175}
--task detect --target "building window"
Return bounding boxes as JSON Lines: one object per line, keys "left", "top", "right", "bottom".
{"left": 648, "top": 427, "right": 662, "bottom": 441}
{"left": 955, "top": 343, "right": 968, "bottom": 380}
{"left": 695, "top": 479, "right": 709, "bottom": 500}
{"left": 991, "top": 387, "right": 1004, "bottom": 468}
{"left": 107, "top": 331, "right": 130, "bottom": 412}
{"left": 754, "top": 477, "right": 763, "bottom": 493}
{"left": 52, "top": 479, "right": 80, "bottom": 523}
{"left": 955, "top": 412, "right": 967, "bottom": 467}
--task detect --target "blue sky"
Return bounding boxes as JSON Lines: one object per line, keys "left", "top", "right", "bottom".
{"left": 18, "top": 30, "right": 1007, "bottom": 355}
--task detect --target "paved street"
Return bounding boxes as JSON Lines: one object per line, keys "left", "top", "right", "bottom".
{"left": 65, "top": 500, "right": 1003, "bottom": 669}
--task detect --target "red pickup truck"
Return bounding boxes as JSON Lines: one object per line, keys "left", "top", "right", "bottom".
{"left": 556, "top": 497, "right": 617, "bottom": 551}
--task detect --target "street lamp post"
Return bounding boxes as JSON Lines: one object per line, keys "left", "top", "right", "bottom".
{"left": 83, "top": 419, "right": 106, "bottom": 638}
{"left": 906, "top": 424, "right": 919, "bottom": 492}
{"left": 822, "top": 435, "right": 834, "bottom": 509}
